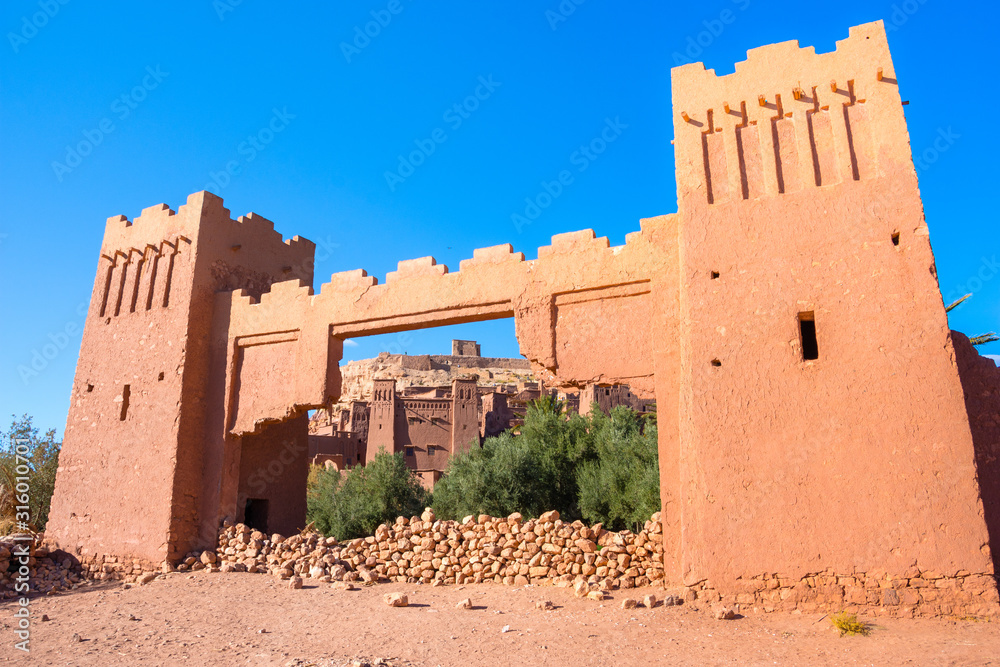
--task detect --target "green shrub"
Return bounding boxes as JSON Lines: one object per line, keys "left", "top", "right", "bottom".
{"left": 831, "top": 611, "right": 870, "bottom": 636}
{"left": 306, "top": 450, "right": 428, "bottom": 540}
{"left": 576, "top": 406, "right": 659, "bottom": 532}
{"left": 433, "top": 398, "right": 659, "bottom": 529}
{"left": 433, "top": 396, "right": 596, "bottom": 521}
{"left": 0, "top": 415, "right": 61, "bottom": 534}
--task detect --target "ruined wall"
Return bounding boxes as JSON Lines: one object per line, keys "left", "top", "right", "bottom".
{"left": 669, "top": 21, "right": 995, "bottom": 604}
{"left": 452, "top": 340, "right": 481, "bottom": 356}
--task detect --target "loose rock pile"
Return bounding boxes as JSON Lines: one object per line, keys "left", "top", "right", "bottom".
{"left": 198, "top": 509, "right": 664, "bottom": 590}
{"left": 0, "top": 535, "right": 84, "bottom": 599}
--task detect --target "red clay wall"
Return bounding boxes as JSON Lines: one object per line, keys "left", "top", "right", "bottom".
{"left": 954, "top": 332, "right": 1000, "bottom": 577}
{"left": 236, "top": 415, "right": 310, "bottom": 536}
{"left": 47, "top": 192, "right": 315, "bottom": 564}
{"left": 668, "top": 22, "right": 997, "bottom": 615}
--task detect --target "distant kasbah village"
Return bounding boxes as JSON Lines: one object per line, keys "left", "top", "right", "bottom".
{"left": 308, "top": 339, "right": 655, "bottom": 487}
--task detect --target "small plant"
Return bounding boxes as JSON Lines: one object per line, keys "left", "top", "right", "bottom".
{"left": 831, "top": 611, "right": 870, "bottom": 636}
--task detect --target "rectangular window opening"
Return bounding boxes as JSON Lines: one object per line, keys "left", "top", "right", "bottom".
{"left": 405, "top": 447, "right": 415, "bottom": 457}
{"left": 799, "top": 312, "right": 819, "bottom": 361}
{"left": 119, "top": 384, "right": 131, "bottom": 421}
{"left": 891, "top": 231, "right": 900, "bottom": 246}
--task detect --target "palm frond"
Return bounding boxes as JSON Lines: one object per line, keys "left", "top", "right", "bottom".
{"left": 946, "top": 293, "right": 972, "bottom": 313}
{"left": 970, "top": 333, "right": 1000, "bottom": 347}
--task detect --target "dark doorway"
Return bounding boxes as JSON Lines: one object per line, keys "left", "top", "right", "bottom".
{"left": 244, "top": 498, "right": 269, "bottom": 534}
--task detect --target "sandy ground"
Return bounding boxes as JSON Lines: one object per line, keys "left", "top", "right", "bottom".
{"left": 0, "top": 573, "right": 998, "bottom": 666}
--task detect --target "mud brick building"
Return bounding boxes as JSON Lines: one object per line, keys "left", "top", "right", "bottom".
{"left": 45, "top": 22, "right": 1000, "bottom": 616}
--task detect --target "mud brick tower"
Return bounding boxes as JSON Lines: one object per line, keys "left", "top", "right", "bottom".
{"left": 46, "top": 193, "right": 315, "bottom": 564}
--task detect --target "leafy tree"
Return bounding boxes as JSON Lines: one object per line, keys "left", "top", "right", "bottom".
{"left": 576, "top": 407, "right": 660, "bottom": 532}
{"left": 433, "top": 397, "right": 597, "bottom": 521}
{"left": 306, "top": 451, "right": 428, "bottom": 540}
{"left": 433, "top": 398, "right": 660, "bottom": 529}
{"left": 0, "top": 415, "right": 61, "bottom": 534}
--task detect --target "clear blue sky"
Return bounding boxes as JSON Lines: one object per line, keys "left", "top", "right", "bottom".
{"left": 2, "top": 0, "right": 997, "bottom": 436}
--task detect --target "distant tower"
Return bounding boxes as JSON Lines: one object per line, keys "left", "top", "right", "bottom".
{"left": 451, "top": 339, "right": 481, "bottom": 356}
{"left": 450, "top": 378, "right": 480, "bottom": 455}
{"left": 367, "top": 379, "right": 398, "bottom": 461}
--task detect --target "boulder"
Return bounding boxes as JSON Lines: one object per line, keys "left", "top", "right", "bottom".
{"left": 384, "top": 592, "right": 408, "bottom": 607}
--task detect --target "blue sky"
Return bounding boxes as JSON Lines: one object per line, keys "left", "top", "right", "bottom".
{"left": 2, "top": 0, "right": 997, "bottom": 436}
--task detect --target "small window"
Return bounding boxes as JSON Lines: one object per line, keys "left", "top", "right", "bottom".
{"left": 427, "top": 446, "right": 435, "bottom": 457}
{"left": 711, "top": 359, "right": 722, "bottom": 367}
{"left": 405, "top": 447, "right": 414, "bottom": 457}
{"left": 119, "top": 385, "right": 131, "bottom": 421}
{"left": 891, "top": 231, "right": 900, "bottom": 246}
{"left": 799, "top": 312, "right": 819, "bottom": 361}
{"left": 86, "top": 384, "right": 94, "bottom": 393}
{"left": 157, "top": 372, "right": 164, "bottom": 381}
{"left": 711, "top": 271, "right": 720, "bottom": 279}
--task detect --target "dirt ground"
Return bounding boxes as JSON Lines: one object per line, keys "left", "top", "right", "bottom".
{"left": 0, "top": 573, "right": 998, "bottom": 666}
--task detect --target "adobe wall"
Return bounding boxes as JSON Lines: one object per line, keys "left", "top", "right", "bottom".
{"left": 669, "top": 21, "right": 996, "bottom": 615}
{"left": 236, "top": 415, "right": 309, "bottom": 536}
{"left": 953, "top": 332, "right": 1000, "bottom": 577}
{"left": 452, "top": 340, "right": 481, "bottom": 356}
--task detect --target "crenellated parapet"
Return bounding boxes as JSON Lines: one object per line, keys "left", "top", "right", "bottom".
{"left": 222, "top": 213, "right": 675, "bottom": 428}
{"left": 672, "top": 20, "right": 907, "bottom": 209}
